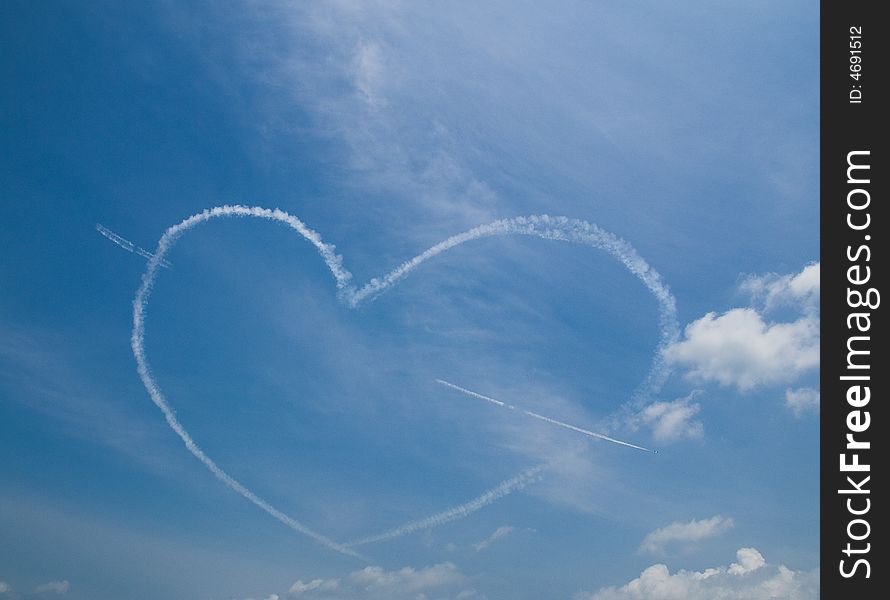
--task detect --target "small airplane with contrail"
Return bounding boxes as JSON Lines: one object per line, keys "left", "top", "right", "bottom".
{"left": 96, "top": 223, "right": 172, "bottom": 269}
{"left": 435, "top": 378, "right": 654, "bottom": 453}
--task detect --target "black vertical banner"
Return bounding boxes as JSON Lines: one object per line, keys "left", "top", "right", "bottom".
{"left": 821, "top": 1, "right": 886, "bottom": 597}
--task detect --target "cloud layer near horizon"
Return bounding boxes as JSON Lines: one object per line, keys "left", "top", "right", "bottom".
{"left": 576, "top": 548, "right": 818, "bottom": 600}
{"left": 267, "top": 563, "right": 483, "bottom": 600}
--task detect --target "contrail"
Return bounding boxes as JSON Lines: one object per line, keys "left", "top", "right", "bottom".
{"left": 132, "top": 206, "right": 678, "bottom": 555}
{"left": 435, "top": 379, "right": 653, "bottom": 452}
{"left": 132, "top": 207, "right": 358, "bottom": 558}
{"left": 342, "top": 215, "right": 679, "bottom": 410}
{"left": 97, "top": 224, "right": 172, "bottom": 269}
{"left": 345, "top": 466, "right": 545, "bottom": 547}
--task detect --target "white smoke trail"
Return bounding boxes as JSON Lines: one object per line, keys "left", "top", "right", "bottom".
{"left": 97, "top": 223, "right": 135, "bottom": 252}
{"left": 97, "top": 224, "right": 172, "bottom": 269}
{"left": 135, "top": 246, "right": 172, "bottom": 268}
{"left": 343, "top": 215, "right": 679, "bottom": 409}
{"left": 435, "top": 379, "right": 653, "bottom": 452}
{"left": 132, "top": 206, "right": 678, "bottom": 554}
{"left": 132, "top": 207, "right": 359, "bottom": 558}
{"left": 345, "top": 466, "right": 545, "bottom": 547}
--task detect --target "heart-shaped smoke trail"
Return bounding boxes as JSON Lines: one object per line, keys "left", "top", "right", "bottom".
{"left": 346, "top": 465, "right": 546, "bottom": 547}
{"left": 132, "top": 205, "right": 678, "bottom": 557}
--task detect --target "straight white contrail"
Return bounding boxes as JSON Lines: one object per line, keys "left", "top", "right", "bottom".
{"left": 97, "top": 224, "right": 172, "bottom": 269}
{"left": 132, "top": 206, "right": 677, "bottom": 555}
{"left": 435, "top": 379, "right": 653, "bottom": 453}
{"left": 345, "top": 466, "right": 545, "bottom": 547}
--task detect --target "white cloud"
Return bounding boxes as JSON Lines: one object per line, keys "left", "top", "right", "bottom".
{"left": 785, "top": 387, "right": 819, "bottom": 417}
{"left": 576, "top": 548, "right": 818, "bottom": 600}
{"left": 235, "top": 1, "right": 501, "bottom": 230}
{"left": 666, "top": 308, "right": 818, "bottom": 391}
{"left": 0, "top": 582, "right": 9, "bottom": 593}
{"left": 666, "top": 263, "right": 820, "bottom": 392}
{"left": 351, "top": 564, "right": 461, "bottom": 594}
{"left": 639, "top": 515, "right": 733, "bottom": 554}
{"left": 472, "top": 525, "right": 515, "bottom": 552}
{"left": 633, "top": 394, "right": 703, "bottom": 443}
{"left": 351, "top": 41, "right": 388, "bottom": 107}
{"left": 728, "top": 547, "right": 766, "bottom": 575}
{"left": 285, "top": 562, "right": 482, "bottom": 599}
{"left": 35, "top": 580, "right": 70, "bottom": 594}
{"left": 740, "top": 262, "right": 819, "bottom": 313}
{"left": 289, "top": 579, "right": 339, "bottom": 595}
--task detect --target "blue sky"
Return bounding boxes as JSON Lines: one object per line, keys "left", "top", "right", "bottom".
{"left": 2, "top": 1, "right": 819, "bottom": 598}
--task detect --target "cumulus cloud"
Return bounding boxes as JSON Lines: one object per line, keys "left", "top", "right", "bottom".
{"left": 0, "top": 582, "right": 9, "bottom": 593}
{"left": 667, "top": 262, "right": 821, "bottom": 391}
{"left": 665, "top": 263, "right": 820, "bottom": 392}
{"left": 472, "top": 525, "right": 515, "bottom": 552}
{"left": 632, "top": 394, "right": 704, "bottom": 443}
{"left": 34, "top": 580, "right": 70, "bottom": 594}
{"left": 785, "top": 387, "right": 820, "bottom": 417}
{"left": 665, "top": 308, "right": 819, "bottom": 390}
{"left": 576, "top": 547, "right": 818, "bottom": 600}
{"left": 285, "top": 562, "right": 482, "bottom": 599}
{"left": 639, "top": 515, "right": 734, "bottom": 554}
{"left": 740, "top": 262, "right": 819, "bottom": 313}
{"left": 728, "top": 547, "right": 767, "bottom": 575}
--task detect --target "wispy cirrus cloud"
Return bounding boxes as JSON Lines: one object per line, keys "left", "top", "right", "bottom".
{"left": 784, "top": 387, "right": 819, "bottom": 417}
{"left": 472, "top": 525, "right": 515, "bottom": 553}
{"left": 639, "top": 515, "right": 733, "bottom": 554}
{"left": 210, "top": 0, "right": 502, "bottom": 231}
{"left": 0, "top": 323, "right": 185, "bottom": 476}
